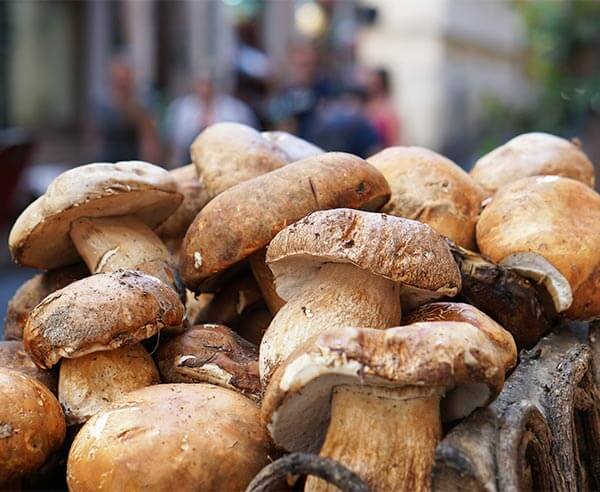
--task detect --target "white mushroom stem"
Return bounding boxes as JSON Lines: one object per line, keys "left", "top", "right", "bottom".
{"left": 306, "top": 385, "right": 442, "bottom": 492}
{"left": 259, "top": 263, "right": 401, "bottom": 382}
{"left": 70, "top": 216, "right": 179, "bottom": 292}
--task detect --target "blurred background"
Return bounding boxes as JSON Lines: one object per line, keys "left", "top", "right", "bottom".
{"left": 1, "top": 0, "right": 600, "bottom": 327}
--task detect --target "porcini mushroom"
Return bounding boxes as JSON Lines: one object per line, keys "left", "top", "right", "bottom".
{"left": 67, "top": 384, "right": 271, "bottom": 491}
{"left": 262, "top": 322, "right": 516, "bottom": 492}
{"left": 259, "top": 208, "right": 461, "bottom": 383}
{"left": 470, "top": 132, "right": 595, "bottom": 196}
{"left": 24, "top": 270, "right": 184, "bottom": 369}
{"left": 59, "top": 344, "right": 160, "bottom": 425}
{"left": 0, "top": 341, "right": 57, "bottom": 393}
{"left": 476, "top": 176, "right": 600, "bottom": 319}
{"left": 181, "top": 152, "right": 391, "bottom": 291}
{"left": 155, "top": 164, "right": 210, "bottom": 239}
{"left": 368, "top": 146, "right": 484, "bottom": 249}
{"left": 9, "top": 161, "right": 183, "bottom": 293}
{"left": 156, "top": 324, "right": 260, "bottom": 400}
{"left": 3, "top": 264, "right": 88, "bottom": 341}
{"left": 0, "top": 368, "right": 66, "bottom": 484}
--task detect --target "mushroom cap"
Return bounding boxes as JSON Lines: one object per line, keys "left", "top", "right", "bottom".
{"left": 476, "top": 176, "right": 600, "bottom": 319}
{"left": 267, "top": 208, "right": 461, "bottom": 309}
{"left": 262, "top": 322, "right": 516, "bottom": 453}
{"left": 155, "top": 164, "right": 210, "bottom": 239}
{"left": 156, "top": 324, "right": 260, "bottom": 400}
{"left": 3, "top": 264, "right": 88, "bottom": 341}
{"left": 191, "top": 122, "right": 289, "bottom": 199}
{"left": 368, "top": 146, "right": 484, "bottom": 249}
{"left": 67, "top": 383, "right": 270, "bottom": 492}
{"left": 59, "top": 344, "right": 160, "bottom": 426}
{"left": 0, "top": 341, "right": 58, "bottom": 394}
{"left": 181, "top": 152, "right": 391, "bottom": 290}
{"left": 24, "top": 270, "right": 184, "bottom": 369}
{"left": 261, "top": 131, "right": 323, "bottom": 162}
{"left": 9, "top": 161, "right": 182, "bottom": 270}
{"left": 0, "top": 368, "right": 66, "bottom": 483}
{"left": 470, "top": 132, "right": 595, "bottom": 195}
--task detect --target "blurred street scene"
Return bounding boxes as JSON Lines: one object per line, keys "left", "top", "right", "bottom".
{"left": 1, "top": 0, "right": 600, "bottom": 328}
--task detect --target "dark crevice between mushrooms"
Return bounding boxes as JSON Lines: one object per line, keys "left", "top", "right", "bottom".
{"left": 432, "top": 323, "right": 600, "bottom": 491}
{"left": 245, "top": 453, "right": 370, "bottom": 492}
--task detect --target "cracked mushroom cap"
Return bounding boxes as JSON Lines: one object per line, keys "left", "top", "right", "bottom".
{"left": 476, "top": 176, "right": 600, "bottom": 319}
{"left": 267, "top": 208, "right": 461, "bottom": 310}
{"left": 3, "top": 264, "right": 88, "bottom": 341}
{"left": 181, "top": 152, "right": 391, "bottom": 290}
{"left": 67, "top": 383, "right": 271, "bottom": 492}
{"left": 191, "top": 122, "right": 289, "bottom": 199}
{"left": 9, "top": 161, "right": 182, "bottom": 270}
{"left": 24, "top": 270, "right": 184, "bottom": 369}
{"left": 368, "top": 146, "right": 484, "bottom": 249}
{"left": 156, "top": 324, "right": 260, "bottom": 400}
{"left": 0, "top": 368, "right": 66, "bottom": 484}
{"left": 59, "top": 344, "right": 160, "bottom": 426}
{"left": 155, "top": 164, "right": 210, "bottom": 239}
{"left": 262, "top": 322, "right": 516, "bottom": 453}
{"left": 261, "top": 131, "right": 323, "bottom": 162}
{"left": 470, "top": 132, "right": 595, "bottom": 196}
{"left": 0, "top": 341, "right": 58, "bottom": 394}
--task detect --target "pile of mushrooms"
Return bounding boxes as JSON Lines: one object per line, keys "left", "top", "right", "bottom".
{"left": 2, "top": 124, "right": 600, "bottom": 492}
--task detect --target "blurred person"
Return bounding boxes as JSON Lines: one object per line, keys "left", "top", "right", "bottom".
{"left": 364, "top": 68, "right": 402, "bottom": 147}
{"left": 164, "top": 75, "right": 258, "bottom": 166}
{"left": 90, "top": 55, "right": 161, "bottom": 163}
{"left": 306, "top": 81, "right": 382, "bottom": 158}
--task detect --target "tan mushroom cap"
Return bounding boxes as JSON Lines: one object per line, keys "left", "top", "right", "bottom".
{"left": 9, "top": 161, "right": 182, "bottom": 270}
{"left": 476, "top": 176, "right": 600, "bottom": 319}
{"left": 261, "top": 131, "right": 323, "bottom": 162}
{"left": 470, "top": 132, "right": 595, "bottom": 195}
{"left": 156, "top": 325, "right": 260, "bottom": 400}
{"left": 67, "top": 384, "right": 271, "bottom": 492}
{"left": 267, "top": 208, "right": 461, "bottom": 308}
{"left": 155, "top": 164, "right": 210, "bottom": 239}
{"left": 24, "top": 270, "right": 184, "bottom": 369}
{"left": 3, "top": 264, "right": 88, "bottom": 341}
{"left": 262, "top": 322, "right": 516, "bottom": 453}
{"left": 181, "top": 152, "right": 391, "bottom": 290}
{"left": 0, "top": 368, "right": 66, "bottom": 483}
{"left": 59, "top": 344, "right": 160, "bottom": 426}
{"left": 0, "top": 341, "right": 58, "bottom": 394}
{"left": 191, "top": 122, "right": 289, "bottom": 199}
{"left": 368, "top": 146, "right": 484, "bottom": 249}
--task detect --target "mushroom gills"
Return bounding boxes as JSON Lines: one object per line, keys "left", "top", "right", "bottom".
{"left": 500, "top": 252, "right": 572, "bottom": 312}
{"left": 306, "top": 385, "right": 443, "bottom": 492}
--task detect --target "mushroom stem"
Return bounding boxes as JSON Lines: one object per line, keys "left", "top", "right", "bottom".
{"left": 69, "top": 216, "right": 180, "bottom": 294}
{"left": 260, "top": 263, "right": 401, "bottom": 381}
{"left": 306, "top": 385, "right": 442, "bottom": 492}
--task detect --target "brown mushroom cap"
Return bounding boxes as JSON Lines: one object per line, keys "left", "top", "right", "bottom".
{"left": 59, "top": 344, "right": 160, "bottom": 426}
{"left": 261, "top": 131, "right": 323, "bottom": 162}
{"left": 476, "top": 176, "right": 600, "bottom": 319}
{"left": 191, "top": 122, "right": 289, "bottom": 199}
{"left": 0, "top": 368, "right": 66, "bottom": 483}
{"left": 67, "top": 383, "right": 270, "bottom": 492}
{"left": 155, "top": 164, "right": 210, "bottom": 239}
{"left": 156, "top": 325, "right": 260, "bottom": 400}
{"left": 181, "top": 153, "right": 391, "bottom": 290}
{"left": 267, "top": 208, "right": 461, "bottom": 308}
{"left": 368, "top": 146, "right": 484, "bottom": 249}
{"left": 470, "top": 132, "right": 595, "bottom": 195}
{"left": 262, "top": 322, "right": 516, "bottom": 453}
{"left": 24, "top": 270, "right": 184, "bottom": 369}
{"left": 0, "top": 341, "right": 58, "bottom": 394}
{"left": 3, "top": 264, "right": 88, "bottom": 341}
{"left": 9, "top": 161, "right": 182, "bottom": 270}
